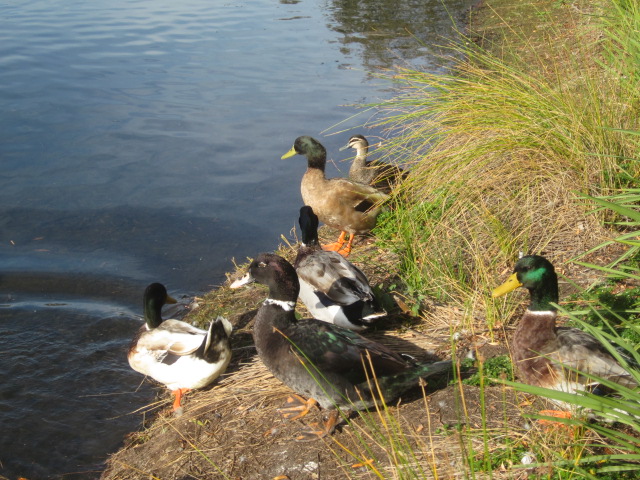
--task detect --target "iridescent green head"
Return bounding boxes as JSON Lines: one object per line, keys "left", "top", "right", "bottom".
{"left": 492, "top": 255, "right": 559, "bottom": 311}
{"left": 281, "top": 136, "right": 327, "bottom": 170}
{"left": 143, "top": 282, "right": 177, "bottom": 328}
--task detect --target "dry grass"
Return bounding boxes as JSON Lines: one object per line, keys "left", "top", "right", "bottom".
{"left": 364, "top": 0, "right": 639, "bottom": 330}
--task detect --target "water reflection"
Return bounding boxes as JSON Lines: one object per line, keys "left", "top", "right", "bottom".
{"left": 0, "top": 205, "right": 269, "bottom": 289}
{"left": 327, "top": 0, "right": 473, "bottom": 71}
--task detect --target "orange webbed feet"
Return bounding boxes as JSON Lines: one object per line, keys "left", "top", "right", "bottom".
{"left": 277, "top": 395, "right": 318, "bottom": 421}
{"left": 322, "top": 231, "right": 347, "bottom": 252}
{"left": 322, "top": 231, "right": 353, "bottom": 257}
{"left": 294, "top": 410, "right": 342, "bottom": 442}
{"left": 171, "top": 388, "right": 191, "bottom": 412}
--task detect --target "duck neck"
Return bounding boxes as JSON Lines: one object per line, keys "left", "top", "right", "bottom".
{"left": 143, "top": 301, "right": 164, "bottom": 329}
{"left": 527, "top": 279, "right": 559, "bottom": 312}
{"left": 301, "top": 227, "right": 320, "bottom": 247}
{"left": 353, "top": 144, "right": 369, "bottom": 167}
{"left": 263, "top": 298, "right": 296, "bottom": 311}
{"left": 307, "top": 154, "right": 326, "bottom": 172}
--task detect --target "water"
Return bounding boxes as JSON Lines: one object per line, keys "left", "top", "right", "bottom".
{"left": 0, "top": 0, "right": 474, "bottom": 477}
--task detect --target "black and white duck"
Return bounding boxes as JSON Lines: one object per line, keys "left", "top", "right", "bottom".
{"left": 294, "top": 205, "right": 385, "bottom": 331}
{"left": 340, "top": 134, "right": 406, "bottom": 194}
{"left": 231, "top": 253, "right": 451, "bottom": 439}
{"left": 128, "top": 283, "right": 233, "bottom": 411}
{"left": 493, "top": 255, "right": 637, "bottom": 416}
{"left": 282, "top": 136, "right": 388, "bottom": 256}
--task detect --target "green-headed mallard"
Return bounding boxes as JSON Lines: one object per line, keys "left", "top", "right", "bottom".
{"left": 282, "top": 136, "right": 388, "bottom": 256}
{"left": 128, "top": 283, "right": 233, "bottom": 411}
{"left": 493, "top": 255, "right": 637, "bottom": 415}
{"left": 230, "top": 252, "right": 451, "bottom": 439}
{"left": 340, "top": 134, "right": 406, "bottom": 194}
{"left": 295, "top": 205, "right": 385, "bottom": 331}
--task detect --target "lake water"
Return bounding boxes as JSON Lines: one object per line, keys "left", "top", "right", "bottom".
{"left": 0, "top": 0, "right": 474, "bottom": 477}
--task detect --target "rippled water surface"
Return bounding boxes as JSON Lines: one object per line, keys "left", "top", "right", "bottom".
{"left": 0, "top": 0, "right": 473, "bottom": 477}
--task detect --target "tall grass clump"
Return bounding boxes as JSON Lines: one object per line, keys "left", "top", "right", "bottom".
{"left": 370, "top": 0, "right": 640, "bottom": 314}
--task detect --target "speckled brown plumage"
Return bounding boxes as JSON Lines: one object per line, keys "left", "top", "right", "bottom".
{"left": 282, "top": 136, "right": 388, "bottom": 239}
{"left": 341, "top": 134, "right": 406, "bottom": 194}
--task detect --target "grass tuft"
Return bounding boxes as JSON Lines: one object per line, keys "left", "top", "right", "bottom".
{"left": 368, "top": 0, "right": 639, "bottom": 316}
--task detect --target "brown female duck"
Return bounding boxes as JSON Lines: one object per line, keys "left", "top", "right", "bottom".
{"left": 340, "top": 134, "right": 406, "bottom": 194}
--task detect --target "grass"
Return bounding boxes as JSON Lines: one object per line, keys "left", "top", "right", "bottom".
{"left": 324, "top": 1, "right": 640, "bottom": 476}
{"left": 367, "top": 0, "right": 640, "bottom": 320}
{"left": 343, "top": 0, "right": 640, "bottom": 477}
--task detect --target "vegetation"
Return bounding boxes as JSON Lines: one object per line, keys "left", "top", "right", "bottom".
{"left": 350, "top": 0, "right": 640, "bottom": 477}
{"left": 371, "top": 0, "right": 639, "bottom": 315}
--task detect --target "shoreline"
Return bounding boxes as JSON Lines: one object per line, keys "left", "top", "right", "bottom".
{"left": 100, "top": 1, "right": 612, "bottom": 478}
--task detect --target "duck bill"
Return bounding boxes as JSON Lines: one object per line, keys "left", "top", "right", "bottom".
{"left": 166, "top": 295, "right": 178, "bottom": 304}
{"left": 281, "top": 146, "right": 297, "bottom": 159}
{"left": 492, "top": 273, "right": 522, "bottom": 298}
{"left": 230, "top": 272, "right": 255, "bottom": 289}
{"left": 338, "top": 143, "right": 349, "bottom": 151}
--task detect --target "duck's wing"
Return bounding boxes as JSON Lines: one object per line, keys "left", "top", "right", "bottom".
{"left": 327, "top": 178, "right": 389, "bottom": 208}
{"left": 288, "top": 319, "right": 409, "bottom": 380}
{"left": 296, "top": 251, "right": 373, "bottom": 305}
{"left": 553, "top": 327, "right": 638, "bottom": 388}
{"left": 200, "top": 316, "right": 233, "bottom": 363}
{"left": 369, "top": 161, "right": 407, "bottom": 192}
{"left": 138, "top": 320, "right": 208, "bottom": 357}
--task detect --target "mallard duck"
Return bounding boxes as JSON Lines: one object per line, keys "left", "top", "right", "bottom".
{"left": 340, "top": 134, "right": 406, "bottom": 194}
{"left": 492, "top": 255, "right": 637, "bottom": 415}
{"left": 128, "top": 283, "right": 233, "bottom": 411}
{"left": 295, "top": 205, "right": 386, "bottom": 331}
{"left": 282, "top": 136, "right": 388, "bottom": 256}
{"left": 230, "top": 253, "right": 451, "bottom": 439}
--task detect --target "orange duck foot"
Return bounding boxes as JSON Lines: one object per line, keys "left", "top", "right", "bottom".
{"left": 277, "top": 395, "right": 318, "bottom": 421}
{"left": 322, "top": 231, "right": 353, "bottom": 257}
{"left": 322, "top": 231, "right": 347, "bottom": 252}
{"left": 295, "top": 410, "right": 342, "bottom": 442}
{"left": 336, "top": 237, "right": 354, "bottom": 257}
{"left": 537, "top": 410, "right": 576, "bottom": 433}
{"left": 171, "top": 388, "right": 191, "bottom": 411}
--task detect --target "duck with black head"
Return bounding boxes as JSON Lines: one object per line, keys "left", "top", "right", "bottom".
{"left": 128, "top": 283, "right": 233, "bottom": 413}
{"left": 294, "top": 205, "right": 385, "bottom": 331}
{"left": 231, "top": 253, "right": 451, "bottom": 440}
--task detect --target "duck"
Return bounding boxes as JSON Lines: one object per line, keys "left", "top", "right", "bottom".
{"left": 294, "top": 205, "right": 386, "bottom": 331}
{"left": 282, "top": 136, "right": 388, "bottom": 256}
{"left": 492, "top": 255, "right": 637, "bottom": 416}
{"left": 230, "top": 252, "right": 451, "bottom": 439}
{"left": 340, "top": 134, "right": 406, "bottom": 194}
{"left": 128, "top": 283, "right": 233, "bottom": 411}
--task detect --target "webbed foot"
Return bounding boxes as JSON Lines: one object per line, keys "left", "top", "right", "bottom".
{"left": 277, "top": 395, "right": 318, "bottom": 421}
